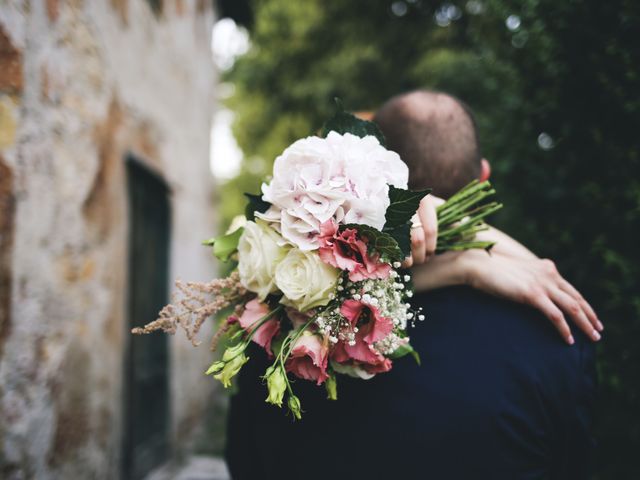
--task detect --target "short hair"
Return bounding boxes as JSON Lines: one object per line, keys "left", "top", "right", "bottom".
{"left": 374, "top": 90, "right": 482, "bottom": 199}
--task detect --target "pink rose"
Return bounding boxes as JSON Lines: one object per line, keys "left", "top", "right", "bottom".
{"left": 318, "top": 221, "right": 391, "bottom": 282}
{"left": 330, "top": 299, "right": 394, "bottom": 370}
{"left": 341, "top": 299, "right": 394, "bottom": 344}
{"left": 238, "top": 299, "right": 280, "bottom": 356}
{"left": 286, "top": 332, "right": 329, "bottom": 385}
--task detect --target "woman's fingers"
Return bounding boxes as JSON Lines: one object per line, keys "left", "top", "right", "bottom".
{"left": 549, "top": 287, "right": 601, "bottom": 342}
{"left": 407, "top": 195, "right": 439, "bottom": 268}
{"left": 410, "top": 226, "right": 427, "bottom": 265}
{"left": 417, "top": 196, "right": 438, "bottom": 260}
{"left": 558, "top": 279, "right": 602, "bottom": 331}
{"left": 529, "top": 294, "right": 574, "bottom": 344}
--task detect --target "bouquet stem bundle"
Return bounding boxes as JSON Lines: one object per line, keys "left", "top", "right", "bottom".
{"left": 436, "top": 180, "right": 503, "bottom": 252}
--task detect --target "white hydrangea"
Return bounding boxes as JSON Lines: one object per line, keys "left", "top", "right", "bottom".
{"left": 258, "top": 131, "right": 409, "bottom": 250}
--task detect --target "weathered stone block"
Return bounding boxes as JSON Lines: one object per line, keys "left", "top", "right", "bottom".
{"left": 0, "top": 25, "right": 22, "bottom": 94}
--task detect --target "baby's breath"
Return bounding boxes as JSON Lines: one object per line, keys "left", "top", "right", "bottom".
{"left": 313, "top": 270, "right": 423, "bottom": 353}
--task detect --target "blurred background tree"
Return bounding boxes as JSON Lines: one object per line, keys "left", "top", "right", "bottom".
{"left": 217, "top": 0, "right": 640, "bottom": 477}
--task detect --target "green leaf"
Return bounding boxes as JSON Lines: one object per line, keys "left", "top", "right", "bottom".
{"left": 244, "top": 192, "right": 270, "bottom": 221}
{"left": 384, "top": 186, "right": 431, "bottom": 229}
{"left": 202, "top": 227, "right": 244, "bottom": 262}
{"left": 321, "top": 98, "right": 386, "bottom": 145}
{"left": 381, "top": 187, "right": 431, "bottom": 258}
{"left": 388, "top": 223, "right": 411, "bottom": 258}
{"left": 342, "top": 223, "right": 404, "bottom": 262}
{"left": 389, "top": 343, "right": 421, "bottom": 365}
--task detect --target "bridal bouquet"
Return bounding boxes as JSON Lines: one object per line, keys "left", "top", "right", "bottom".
{"left": 133, "top": 105, "right": 501, "bottom": 419}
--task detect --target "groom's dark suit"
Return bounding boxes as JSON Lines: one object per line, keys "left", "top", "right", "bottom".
{"left": 225, "top": 286, "right": 596, "bottom": 480}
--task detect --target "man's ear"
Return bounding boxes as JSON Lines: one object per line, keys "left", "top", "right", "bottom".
{"left": 479, "top": 158, "right": 491, "bottom": 182}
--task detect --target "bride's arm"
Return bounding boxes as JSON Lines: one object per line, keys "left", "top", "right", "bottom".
{"left": 476, "top": 225, "right": 537, "bottom": 260}
{"left": 407, "top": 195, "right": 602, "bottom": 344}
{"left": 411, "top": 248, "right": 602, "bottom": 344}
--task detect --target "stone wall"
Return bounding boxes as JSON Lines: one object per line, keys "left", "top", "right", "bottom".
{"left": 0, "top": 1, "right": 218, "bottom": 478}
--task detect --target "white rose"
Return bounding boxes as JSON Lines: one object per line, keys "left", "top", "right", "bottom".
{"left": 274, "top": 249, "right": 339, "bottom": 312}
{"left": 260, "top": 132, "right": 409, "bottom": 250}
{"left": 237, "top": 221, "right": 289, "bottom": 300}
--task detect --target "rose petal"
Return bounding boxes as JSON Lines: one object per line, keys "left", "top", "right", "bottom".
{"left": 287, "top": 334, "right": 329, "bottom": 385}
{"left": 238, "top": 299, "right": 280, "bottom": 356}
{"left": 238, "top": 299, "right": 270, "bottom": 330}
{"left": 252, "top": 319, "right": 280, "bottom": 356}
{"left": 340, "top": 299, "right": 365, "bottom": 327}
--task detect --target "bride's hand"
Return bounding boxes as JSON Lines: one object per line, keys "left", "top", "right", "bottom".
{"left": 465, "top": 251, "right": 602, "bottom": 344}
{"left": 403, "top": 195, "right": 442, "bottom": 268}
{"left": 413, "top": 249, "right": 603, "bottom": 344}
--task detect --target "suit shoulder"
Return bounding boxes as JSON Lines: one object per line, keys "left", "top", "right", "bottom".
{"left": 412, "top": 286, "right": 594, "bottom": 374}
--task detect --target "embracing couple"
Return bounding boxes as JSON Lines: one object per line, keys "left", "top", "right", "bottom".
{"left": 225, "top": 91, "right": 599, "bottom": 480}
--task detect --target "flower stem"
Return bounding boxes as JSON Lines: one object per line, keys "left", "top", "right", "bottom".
{"left": 270, "top": 317, "right": 316, "bottom": 397}
{"left": 245, "top": 305, "right": 284, "bottom": 342}
{"left": 219, "top": 305, "right": 284, "bottom": 364}
{"left": 435, "top": 181, "right": 503, "bottom": 252}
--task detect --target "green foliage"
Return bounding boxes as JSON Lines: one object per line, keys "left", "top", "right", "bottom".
{"left": 383, "top": 186, "right": 431, "bottom": 256}
{"left": 321, "top": 99, "right": 386, "bottom": 145}
{"left": 384, "top": 186, "right": 432, "bottom": 229}
{"left": 223, "top": 0, "right": 640, "bottom": 476}
{"left": 244, "top": 193, "right": 270, "bottom": 221}
{"left": 388, "top": 223, "right": 412, "bottom": 258}
{"left": 202, "top": 227, "right": 244, "bottom": 262}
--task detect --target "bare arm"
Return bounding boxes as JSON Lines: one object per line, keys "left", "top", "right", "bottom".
{"left": 412, "top": 248, "right": 602, "bottom": 344}
{"left": 406, "top": 196, "right": 602, "bottom": 344}
{"left": 477, "top": 225, "right": 537, "bottom": 260}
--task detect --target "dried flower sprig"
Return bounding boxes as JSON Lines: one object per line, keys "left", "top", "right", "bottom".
{"left": 131, "top": 271, "right": 248, "bottom": 347}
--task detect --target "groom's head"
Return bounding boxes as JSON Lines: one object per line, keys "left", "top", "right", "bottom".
{"left": 374, "top": 90, "right": 490, "bottom": 199}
